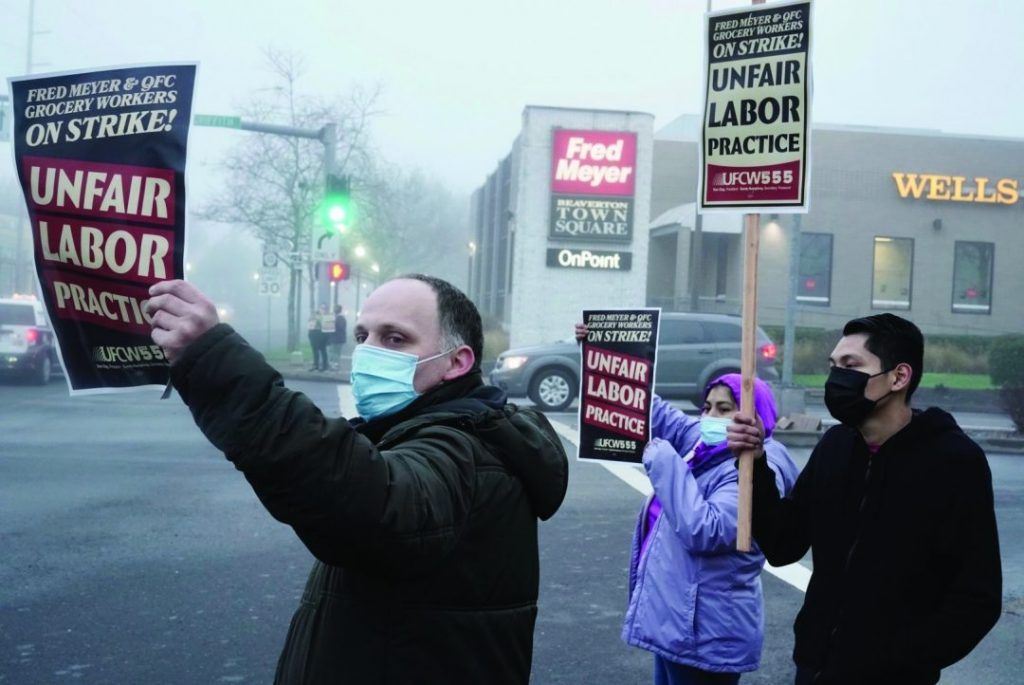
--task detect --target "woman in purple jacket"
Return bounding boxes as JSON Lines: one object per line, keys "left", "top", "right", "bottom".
{"left": 622, "top": 374, "right": 799, "bottom": 685}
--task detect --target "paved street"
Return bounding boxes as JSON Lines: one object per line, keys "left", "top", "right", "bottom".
{"left": 2, "top": 379, "right": 1022, "bottom": 683}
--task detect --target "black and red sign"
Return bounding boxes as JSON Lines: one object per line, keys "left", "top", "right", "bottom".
{"left": 9, "top": 64, "right": 196, "bottom": 393}
{"left": 578, "top": 308, "right": 660, "bottom": 463}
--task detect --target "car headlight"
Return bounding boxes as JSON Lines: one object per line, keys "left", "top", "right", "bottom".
{"left": 502, "top": 355, "right": 528, "bottom": 370}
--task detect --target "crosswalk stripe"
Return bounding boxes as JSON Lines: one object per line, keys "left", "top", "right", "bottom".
{"left": 549, "top": 416, "right": 810, "bottom": 593}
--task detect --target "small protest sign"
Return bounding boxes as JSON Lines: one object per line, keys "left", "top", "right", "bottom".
{"left": 8, "top": 63, "right": 197, "bottom": 394}
{"left": 577, "top": 308, "right": 660, "bottom": 463}
{"left": 698, "top": 0, "right": 813, "bottom": 212}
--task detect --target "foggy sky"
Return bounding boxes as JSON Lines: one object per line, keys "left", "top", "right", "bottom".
{"left": 1, "top": 0, "right": 1021, "bottom": 202}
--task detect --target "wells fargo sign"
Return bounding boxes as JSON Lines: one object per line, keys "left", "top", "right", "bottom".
{"left": 892, "top": 172, "right": 1019, "bottom": 205}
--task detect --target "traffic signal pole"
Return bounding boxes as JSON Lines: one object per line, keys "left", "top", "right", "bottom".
{"left": 233, "top": 120, "right": 337, "bottom": 313}
{"left": 194, "top": 114, "right": 338, "bottom": 319}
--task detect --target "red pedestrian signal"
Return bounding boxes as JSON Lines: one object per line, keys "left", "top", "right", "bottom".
{"left": 328, "top": 261, "right": 350, "bottom": 282}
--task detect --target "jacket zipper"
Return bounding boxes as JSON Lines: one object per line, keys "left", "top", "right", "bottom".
{"left": 818, "top": 448, "right": 876, "bottom": 682}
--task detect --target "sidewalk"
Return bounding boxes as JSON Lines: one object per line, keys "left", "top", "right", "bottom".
{"left": 270, "top": 355, "right": 351, "bottom": 384}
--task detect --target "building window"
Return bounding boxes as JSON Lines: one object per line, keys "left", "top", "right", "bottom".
{"left": 872, "top": 236, "right": 913, "bottom": 310}
{"left": 796, "top": 232, "right": 832, "bottom": 306}
{"left": 952, "top": 241, "right": 994, "bottom": 314}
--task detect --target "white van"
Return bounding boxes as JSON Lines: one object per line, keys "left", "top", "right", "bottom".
{"left": 0, "top": 296, "right": 59, "bottom": 384}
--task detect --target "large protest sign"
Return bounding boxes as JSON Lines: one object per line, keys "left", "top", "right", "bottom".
{"left": 8, "top": 64, "right": 196, "bottom": 394}
{"left": 698, "top": 0, "right": 812, "bottom": 212}
{"left": 578, "top": 309, "right": 659, "bottom": 463}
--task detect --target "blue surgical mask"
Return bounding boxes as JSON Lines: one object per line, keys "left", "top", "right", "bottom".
{"left": 351, "top": 344, "right": 453, "bottom": 420}
{"left": 699, "top": 416, "right": 731, "bottom": 446}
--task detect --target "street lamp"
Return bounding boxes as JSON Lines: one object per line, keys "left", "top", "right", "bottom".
{"left": 371, "top": 262, "right": 380, "bottom": 274}
{"left": 466, "top": 241, "right": 477, "bottom": 294}
{"left": 354, "top": 244, "right": 367, "bottom": 259}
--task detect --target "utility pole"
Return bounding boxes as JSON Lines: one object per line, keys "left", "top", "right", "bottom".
{"left": 14, "top": 0, "right": 36, "bottom": 294}
{"left": 688, "top": 0, "right": 712, "bottom": 314}
{"left": 782, "top": 213, "right": 801, "bottom": 387}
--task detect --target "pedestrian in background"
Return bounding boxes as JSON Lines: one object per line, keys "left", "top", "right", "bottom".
{"left": 575, "top": 324, "right": 799, "bottom": 685}
{"left": 731, "top": 313, "right": 1002, "bottom": 684}
{"left": 330, "top": 304, "right": 347, "bottom": 370}
{"left": 307, "top": 304, "right": 329, "bottom": 372}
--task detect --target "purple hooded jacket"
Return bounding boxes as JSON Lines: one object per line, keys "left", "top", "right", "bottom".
{"left": 621, "top": 375, "right": 799, "bottom": 673}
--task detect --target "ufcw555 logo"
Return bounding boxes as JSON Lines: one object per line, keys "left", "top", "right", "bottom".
{"left": 892, "top": 172, "right": 1019, "bottom": 205}
{"left": 712, "top": 169, "right": 794, "bottom": 187}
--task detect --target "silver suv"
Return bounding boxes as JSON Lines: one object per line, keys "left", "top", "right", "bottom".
{"left": 490, "top": 312, "right": 779, "bottom": 412}
{"left": 0, "top": 297, "right": 59, "bottom": 384}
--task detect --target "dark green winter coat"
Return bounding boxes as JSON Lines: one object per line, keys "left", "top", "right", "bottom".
{"left": 171, "top": 325, "right": 570, "bottom": 684}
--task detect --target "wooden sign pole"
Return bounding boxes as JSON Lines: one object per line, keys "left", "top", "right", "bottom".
{"left": 733, "top": 0, "right": 770, "bottom": 555}
{"left": 736, "top": 212, "right": 760, "bottom": 552}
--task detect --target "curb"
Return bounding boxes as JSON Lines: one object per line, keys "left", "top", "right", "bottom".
{"left": 274, "top": 365, "right": 349, "bottom": 384}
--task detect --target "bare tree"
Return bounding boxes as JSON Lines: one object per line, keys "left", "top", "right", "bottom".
{"left": 356, "top": 164, "right": 470, "bottom": 282}
{"left": 203, "top": 50, "right": 380, "bottom": 350}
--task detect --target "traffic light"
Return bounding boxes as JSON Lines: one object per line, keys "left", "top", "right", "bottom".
{"left": 327, "top": 261, "right": 350, "bottom": 282}
{"left": 321, "top": 173, "right": 354, "bottom": 234}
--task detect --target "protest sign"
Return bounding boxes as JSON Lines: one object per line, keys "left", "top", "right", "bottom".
{"left": 8, "top": 63, "right": 196, "bottom": 394}
{"left": 698, "top": 0, "right": 812, "bottom": 212}
{"left": 578, "top": 308, "right": 659, "bottom": 463}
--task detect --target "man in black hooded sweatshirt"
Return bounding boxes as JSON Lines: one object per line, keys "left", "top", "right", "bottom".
{"left": 145, "top": 274, "right": 569, "bottom": 684}
{"left": 728, "top": 313, "right": 1001, "bottom": 685}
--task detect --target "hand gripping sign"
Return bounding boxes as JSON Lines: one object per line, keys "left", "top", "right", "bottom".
{"left": 578, "top": 309, "right": 660, "bottom": 464}
{"left": 9, "top": 64, "right": 196, "bottom": 394}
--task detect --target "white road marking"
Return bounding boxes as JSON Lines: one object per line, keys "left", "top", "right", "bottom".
{"left": 549, "top": 416, "right": 810, "bottom": 593}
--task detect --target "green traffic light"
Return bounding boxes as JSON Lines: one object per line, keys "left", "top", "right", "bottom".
{"left": 321, "top": 173, "right": 356, "bottom": 234}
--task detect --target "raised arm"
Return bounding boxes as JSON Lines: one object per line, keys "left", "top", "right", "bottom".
{"left": 171, "top": 324, "right": 474, "bottom": 575}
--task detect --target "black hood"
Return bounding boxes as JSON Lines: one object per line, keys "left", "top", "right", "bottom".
{"left": 888, "top": 406, "right": 964, "bottom": 449}
{"left": 468, "top": 402, "right": 569, "bottom": 521}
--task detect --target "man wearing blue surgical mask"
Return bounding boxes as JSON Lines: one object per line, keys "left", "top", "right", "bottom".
{"left": 728, "top": 313, "right": 1001, "bottom": 685}
{"left": 145, "top": 274, "right": 569, "bottom": 685}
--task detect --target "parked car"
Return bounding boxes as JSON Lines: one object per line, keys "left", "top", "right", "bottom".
{"left": 490, "top": 312, "right": 779, "bottom": 412}
{"left": 0, "top": 296, "right": 59, "bottom": 385}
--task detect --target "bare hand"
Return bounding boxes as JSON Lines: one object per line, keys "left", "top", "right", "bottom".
{"left": 574, "top": 323, "right": 588, "bottom": 343}
{"left": 727, "top": 413, "right": 765, "bottom": 458}
{"left": 145, "top": 280, "right": 219, "bottom": 364}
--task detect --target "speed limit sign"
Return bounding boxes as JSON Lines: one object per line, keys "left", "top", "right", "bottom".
{"left": 258, "top": 267, "right": 283, "bottom": 297}
{"left": 258, "top": 280, "right": 282, "bottom": 296}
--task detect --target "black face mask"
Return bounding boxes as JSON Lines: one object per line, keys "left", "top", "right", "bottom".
{"left": 824, "top": 367, "right": 892, "bottom": 427}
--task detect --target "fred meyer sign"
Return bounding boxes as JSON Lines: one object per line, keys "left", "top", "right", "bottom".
{"left": 550, "top": 129, "right": 637, "bottom": 243}
{"left": 892, "top": 173, "right": 1019, "bottom": 205}
{"left": 546, "top": 248, "right": 632, "bottom": 271}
